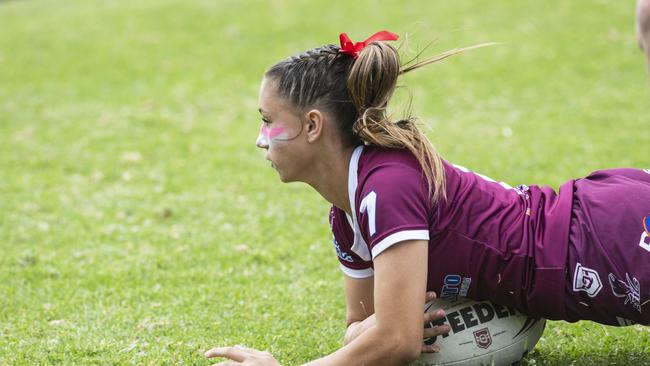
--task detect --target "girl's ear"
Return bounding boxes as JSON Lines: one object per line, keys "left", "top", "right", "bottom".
{"left": 305, "top": 109, "right": 325, "bottom": 143}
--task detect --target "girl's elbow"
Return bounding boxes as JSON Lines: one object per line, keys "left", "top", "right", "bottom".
{"left": 398, "top": 341, "right": 422, "bottom": 363}
{"left": 388, "top": 332, "right": 422, "bottom": 364}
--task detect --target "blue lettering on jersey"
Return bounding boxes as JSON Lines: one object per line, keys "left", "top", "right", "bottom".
{"left": 441, "top": 274, "right": 472, "bottom": 301}
{"left": 441, "top": 275, "right": 461, "bottom": 300}
{"left": 333, "top": 240, "right": 354, "bottom": 263}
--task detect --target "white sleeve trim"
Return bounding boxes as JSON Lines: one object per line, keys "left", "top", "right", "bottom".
{"left": 340, "top": 264, "right": 374, "bottom": 278}
{"left": 371, "top": 230, "right": 430, "bottom": 259}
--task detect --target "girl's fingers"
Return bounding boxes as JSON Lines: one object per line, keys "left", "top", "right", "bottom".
{"left": 425, "top": 291, "right": 437, "bottom": 302}
{"left": 424, "top": 308, "right": 446, "bottom": 323}
{"left": 205, "top": 346, "right": 247, "bottom": 362}
{"left": 423, "top": 325, "right": 451, "bottom": 338}
{"left": 421, "top": 343, "right": 441, "bottom": 353}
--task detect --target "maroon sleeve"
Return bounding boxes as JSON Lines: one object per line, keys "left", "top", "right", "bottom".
{"left": 356, "top": 162, "right": 431, "bottom": 260}
{"left": 329, "top": 206, "right": 374, "bottom": 278}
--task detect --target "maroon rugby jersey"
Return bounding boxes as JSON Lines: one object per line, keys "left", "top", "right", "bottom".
{"left": 330, "top": 145, "right": 575, "bottom": 320}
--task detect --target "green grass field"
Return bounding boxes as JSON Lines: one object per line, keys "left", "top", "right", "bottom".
{"left": 1, "top": 0, "right": 649, "bottom": 364}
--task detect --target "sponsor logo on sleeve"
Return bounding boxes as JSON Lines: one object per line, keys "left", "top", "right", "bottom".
{"left": 333, "top": 240, "right": 354, "bottom": 263}
{"left": 608, "top": 272, "right": 642, "bottom": 313}
{"left": 473, "top": 328, "right": 493, "bottom": 349}
{"left": 572, "top": 263, "right": 603, "bottom": 297}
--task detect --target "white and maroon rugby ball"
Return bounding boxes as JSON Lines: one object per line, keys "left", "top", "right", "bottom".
{"left": 411, "top": 298, "right": 546, "bottom": 366}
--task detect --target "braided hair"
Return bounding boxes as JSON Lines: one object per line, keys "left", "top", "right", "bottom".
{"left": 266, "top": 45, "right": 361, "bottom": 147}
{"left": 265, "top": 41, "right": 447, "bottom": 203}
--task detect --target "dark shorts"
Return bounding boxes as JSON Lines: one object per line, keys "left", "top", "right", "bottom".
{"left": 564, "top": 168, "right": 650, "bottom": 326}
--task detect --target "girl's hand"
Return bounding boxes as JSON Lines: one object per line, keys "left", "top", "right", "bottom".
{"left": 205, "top": 345, "right": 281, "bottom": 366}
{"left": 422, "top": 291, "right": 451, "bottom": 353}
{"left": 346, "top": 291, "right": 450, "bottom": 353}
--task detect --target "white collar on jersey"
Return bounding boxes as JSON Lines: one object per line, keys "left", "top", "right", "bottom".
{"left": 346, "top": 145, "right": 372, "bottom": 262}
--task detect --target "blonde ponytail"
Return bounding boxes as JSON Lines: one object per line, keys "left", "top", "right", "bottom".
{"left": 347, "top": 42, "right": 446, "bottom": 203}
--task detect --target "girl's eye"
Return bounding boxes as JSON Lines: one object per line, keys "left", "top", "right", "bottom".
{"left": 261, "top": 117, "right": 271, "bottom": 125}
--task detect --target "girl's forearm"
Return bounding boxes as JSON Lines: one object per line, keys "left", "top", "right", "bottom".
{"left": 304, "top": 324, "right": 418, "bottom": 366}
{"left": 343, "top": 315, "right": 375, "bottom": 345}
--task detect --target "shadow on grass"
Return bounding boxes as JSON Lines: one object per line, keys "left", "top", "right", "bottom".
{"left": 523, "top": 351, "right": 650, "bottom": 365}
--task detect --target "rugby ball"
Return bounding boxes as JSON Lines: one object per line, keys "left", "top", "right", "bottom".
{"left": 411, "top": 298, "right": 546, "bottom": 366}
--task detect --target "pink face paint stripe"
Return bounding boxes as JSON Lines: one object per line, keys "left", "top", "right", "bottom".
{"left": 260, "top": 125, "right": 288, "bottom": 140}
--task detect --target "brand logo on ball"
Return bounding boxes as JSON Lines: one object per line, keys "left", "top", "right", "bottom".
{"left": 473, "top": 327, "right": 492, "bottom": 349}
{"left": 572, "top": 263, "right": 602, "bottom": 297}
{"left": 425, "top": 301, "right": 518, "bottom": 340}
{"left": 417, "top": 300, "right": 546, "bottom": 366}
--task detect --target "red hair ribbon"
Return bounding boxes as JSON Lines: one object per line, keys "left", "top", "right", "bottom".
{"left": 339, "top": 30, "right": 399, "bottom": 58}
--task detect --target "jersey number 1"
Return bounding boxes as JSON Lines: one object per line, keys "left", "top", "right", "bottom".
{"left": 360, "top": 191, "right": 377, "bottom": 236}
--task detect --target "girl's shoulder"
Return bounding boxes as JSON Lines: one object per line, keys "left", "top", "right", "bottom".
{"left": 356, "top": 145, "right": 428, "bottom": 184}
{"left": 352, "top": 145, "right": 435, "bottom": 215}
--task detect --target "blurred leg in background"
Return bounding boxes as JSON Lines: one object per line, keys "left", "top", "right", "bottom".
{"left": 638, "top": 0, "right": 650, "bottom": 78}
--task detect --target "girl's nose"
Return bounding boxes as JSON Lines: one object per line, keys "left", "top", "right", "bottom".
{"left": 256, "top": 125, "right": 269, "bottom": 149}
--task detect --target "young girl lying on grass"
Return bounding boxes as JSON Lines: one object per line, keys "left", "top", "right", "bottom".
{"left": 205, "top": 30, "right": 650, "bottom": 365}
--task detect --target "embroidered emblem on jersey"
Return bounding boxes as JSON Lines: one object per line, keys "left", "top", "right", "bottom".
{"left": 644, "top": 215, "right": 650, "bottom": 236}
{"left": 333, "top": 240, "right": 354, "bottom": 263}
{"left": 440, "top": 274, "right": 472, "bottom": 301}
{"left": 572, "top": 263, "right": 603, "bottom": 298}
{"left": 608, "top": 273, "right": 642, "bottom": 313}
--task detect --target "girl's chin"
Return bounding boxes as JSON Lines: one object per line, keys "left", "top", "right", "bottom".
{"left": 276, "top": 170, "right": 291, "bottom": 183}
{"left": 276, "top": 169, "right": 299, "bottom": 183}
